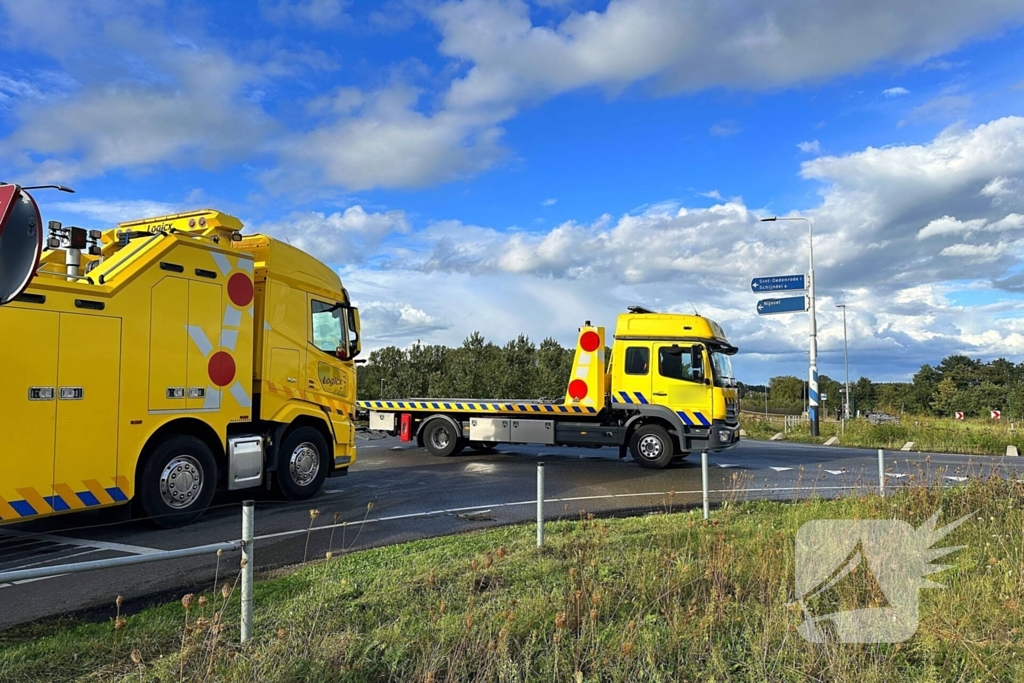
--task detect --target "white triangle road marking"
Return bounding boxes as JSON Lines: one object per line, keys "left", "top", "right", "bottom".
{"left": 769, "top": 466, "right": 793, "bottom": 472}
{"left": 945, "top": 475, "right": 969, "bottom": 482}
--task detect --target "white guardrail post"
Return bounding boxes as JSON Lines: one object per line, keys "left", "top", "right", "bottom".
{"left": 241, "top": 500, "right": 254, "bottom": 644}
{"left": 536, "top": 462, "right": 545, "bottom": 548}
{"left": 701, "top": 450, "right": 709, "bottom": 520}
{"left": 878, "top": 449, "right": 885, "bottom": 497}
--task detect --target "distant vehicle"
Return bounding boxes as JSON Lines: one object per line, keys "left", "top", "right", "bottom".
{"left": 0, "top": 204, "right": 360, "bottom": 527}
{"left": 866, "top": 411, "right": 900, "bottom": 425}
{"left": 360, "top": 307, "right": 740, "bottom": 469}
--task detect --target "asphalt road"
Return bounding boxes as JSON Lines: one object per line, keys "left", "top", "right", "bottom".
{"left": 1, "top": 437, "right": 1020, "bottom": 631}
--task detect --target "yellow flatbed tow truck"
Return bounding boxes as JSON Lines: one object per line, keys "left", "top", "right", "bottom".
{"left": 359, "top": 307, "right": 739, "bottom": 469}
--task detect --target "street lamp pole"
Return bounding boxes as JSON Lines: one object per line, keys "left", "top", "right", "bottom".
{"left": 761, "top": 216, "right": 819, "bottom": 436}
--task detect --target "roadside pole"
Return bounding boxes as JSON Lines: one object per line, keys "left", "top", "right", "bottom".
{"left": 241, "top": 500, "right": 254, "bottom": 644}
{"left": 701, "top": 450, "right": 709, "bottom": 520}
{"left": 878, "top": 450, "right": 885, "bottom": 497}
{"left": 536, "top": 462, "right": 545, "bottom": 548}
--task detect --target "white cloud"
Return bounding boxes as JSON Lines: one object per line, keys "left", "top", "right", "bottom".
{"left": 267, "top": 85, "right": 507, "bottom": 192}
{"left": 50, "top": 199, "right": 183, "bottom": 225}
{"left": 710, "top": 120, "right": 742, "bottom": 137}
{"left": 542, "top": 198, "right": 557, "bottom": 207}
{"left": 797, "top": 140, "right": 821, "bottom": 154}
{"left": 882, "top": 86, "right": 910, "bottom": 97}
{"left": 432, "top": 0, "right": 1024, "bottom": 111}
{"left": 356, "top": 301, "right": 450, "bottom": 341}
{"left": 257, "top": 206, "right": 410, "bottom": 265}
{"left": 701, "top": 190, "right": 723, "bottom": 200}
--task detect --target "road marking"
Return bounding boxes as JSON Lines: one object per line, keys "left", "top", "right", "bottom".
{"left": 824, "top": 469, "right": 845, "bottom": 475}
{"left": 717, "top": 464, "right": 739, "bottom": 468}
{"left": 769, "top": 466, "right": 792, "bottom": 472}
{"left": 945, "top": 475, "right": 969, "bottom": 482}
{"left": 0, "top": 529, "right": 159, "bottom": 556}
{"left": 887, "top": 473, "right": 908, "bottom": 478}
{"left": 252, "top": 484, "right": 905, "bottom": 544}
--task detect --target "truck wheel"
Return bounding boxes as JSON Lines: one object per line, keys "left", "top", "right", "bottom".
{"left": 276, "top": 426, "right": 329, "bottom": 501}
{"left": 423, "top": 420, "right": 464, "bottom": 457}
{"left": 139, "top": 435, "right": 218, "bottom": 528}
{"left": 630, "top": 425, "right": 674, "bottom": 469}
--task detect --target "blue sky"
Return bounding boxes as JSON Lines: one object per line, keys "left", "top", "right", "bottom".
{"left": 3, "top": 0, "right": 1024, "bottom": 384}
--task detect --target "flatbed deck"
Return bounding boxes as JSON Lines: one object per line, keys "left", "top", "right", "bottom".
{"left": 357, "top": 399, "right": 600, "bottom": 415}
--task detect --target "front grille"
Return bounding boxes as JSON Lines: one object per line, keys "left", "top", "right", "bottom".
{"left": 726, "top": 400, "right": 738, "bottom": 423}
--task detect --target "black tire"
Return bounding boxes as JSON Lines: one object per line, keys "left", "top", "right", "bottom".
{"left": 276, "top": 426, "right": 330, "bottom": 501}
{"left": 469, "top": 441, "right": 498, "bottom": 454}
{"left": 423, "top": 419, "right": 464, "bottom": 457}
{"left": 139, "top": 435, "right": 218, "bottom": 528}
{"left": 629, "top": 424, "right": 675, "bottom": 469}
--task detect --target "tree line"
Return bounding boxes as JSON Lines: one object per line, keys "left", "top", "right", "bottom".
{"left": 740, "top": 355, "right": 1024, "bottom": 419}
{"left": 357, "top": 335, "right": 1020, "bottom": 419}
{"left": 356, "top": 333, "right": 576, "bottom": 401}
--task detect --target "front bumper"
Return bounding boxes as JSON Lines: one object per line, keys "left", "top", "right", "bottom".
{"left": 703, "top": 420, "right": 740, "bottom": 451}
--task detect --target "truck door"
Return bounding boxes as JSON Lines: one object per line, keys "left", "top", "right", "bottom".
{"left": 307, "top": 297, "right": 353, "bottom": 447}
{"left": 614, "top": 343, "right": 653, "bottom": 404}
{"left": 0, "top": 308, "right": 58, "bottom": 520}
{"left": 54, "top": 314, "right": 122, "bottom": 507}
{"left": 650, "top": 343, "right": 713, "bottom": 427}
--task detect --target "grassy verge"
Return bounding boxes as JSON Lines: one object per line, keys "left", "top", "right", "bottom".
{"left": 2, "top": 478, "right": 1023, "bottom": 682}
{"left": 743, "top": 415, "right": 1022, "bottom": 456}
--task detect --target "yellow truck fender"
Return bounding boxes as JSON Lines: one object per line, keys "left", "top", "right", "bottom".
{"left": 622, "top": 406, "right": 689, "bottom": 451}
{"left": 263, "top": 401, "right": 336, "bottom": 469}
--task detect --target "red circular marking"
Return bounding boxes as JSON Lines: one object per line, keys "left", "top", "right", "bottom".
{"left": 579, "top": 330, "right": 600, "bottom": 353}
{"left": 568, "top": 379, "right": 588, "bottom": 400}
{"left": 208, "top": 351, "right": 236, "bottom": 387}
{"left": 228, "top": 272, "right": 253, "bottom": 307}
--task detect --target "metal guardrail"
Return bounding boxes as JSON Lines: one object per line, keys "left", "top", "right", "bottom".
{"left": 0, "top": 540, "right": 241, "bottom": 584}
{"left": 0, "top": 500, "right": 256, "bottom": 643}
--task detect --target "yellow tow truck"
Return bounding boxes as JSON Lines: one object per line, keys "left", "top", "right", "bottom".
{"left": 0, "top": 194, "right": 361, "bottom": 526}
{"left": 359, "top": 307, "right": 739, "bottom": 468}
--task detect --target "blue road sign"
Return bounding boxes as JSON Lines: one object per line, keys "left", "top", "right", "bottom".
{"left": 751, "top": 274, "right": 806, "bottom": 293}
{"left": 757, "top": 296, "right": 808, "bottom": 316}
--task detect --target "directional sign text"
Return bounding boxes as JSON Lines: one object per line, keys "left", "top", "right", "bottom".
{"left": 751, "top": 274, "right": 806, "bottom": 293}
{"left": 756, "top": 296, "right": 809, "bottom": 316}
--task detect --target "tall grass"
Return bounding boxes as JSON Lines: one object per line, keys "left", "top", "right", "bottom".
{"left": 2, "top": 476, "right": 1023, "bottom": 682}
{"left": 744, "top": 414, "right": 1022, "bottom": 456}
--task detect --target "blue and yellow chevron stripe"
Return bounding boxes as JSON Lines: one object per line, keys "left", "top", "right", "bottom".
{"left": 0, "top": 477, "right": 130, "bottom": 522}
{"left": 610, "top": 391, "right": 649, "bottom": 405}
{"left": 357, "top": 400, "right": 599, "bottom": 415}
{"left": 676, "top": 410, "right": 711, "bottom": 427}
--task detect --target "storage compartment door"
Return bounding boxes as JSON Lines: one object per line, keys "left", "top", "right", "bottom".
{"left": 149, "top": 276, "right": 188, "bottom": 410}
{"left": 54, "top": 314, "right": 122, "bottom": 507}
{"left": 0, "top": 308, "right": 58, "bottom": 520}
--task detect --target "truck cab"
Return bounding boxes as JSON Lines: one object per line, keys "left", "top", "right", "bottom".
{"left": 609, "top": 307, "right": 740, "bottom": 460}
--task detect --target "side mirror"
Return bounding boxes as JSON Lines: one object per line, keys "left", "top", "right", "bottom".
{"left": 347, "top": 307, "right": 361, "bottom": 359}
{"left": 690, "top": 345, "right": 705, "bottom": 382}
{"left": 335, "top": 346, "right": 349, "bottom": 361}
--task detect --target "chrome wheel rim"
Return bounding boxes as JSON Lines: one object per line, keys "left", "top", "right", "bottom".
{"left": 160, "top": 455, "right": 204, "bottom": 509}
{"left": 637, "top": 434, "right": 664, "bottom": 460}
{"left": 289, "top": 442, "right": 320, "bottom": 487}
{"left": 430, "top": 427, "right": 451, "bottom": 450}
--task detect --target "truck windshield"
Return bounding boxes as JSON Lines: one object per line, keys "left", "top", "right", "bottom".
{"left": 710, "top": 351, "right": 735, "bottom": 388}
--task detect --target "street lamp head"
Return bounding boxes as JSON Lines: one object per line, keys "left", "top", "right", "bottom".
{"left": 760, "top": 216, "right": 778, "bottom": 222}
{"left": 836, "top": 303, "right": 846, "bottom": 309}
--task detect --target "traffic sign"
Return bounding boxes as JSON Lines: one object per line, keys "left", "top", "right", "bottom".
{"left": 954, "top": 411, "right": 964, "bottom": 420}
{"left": 751, "top": 274, "right": 806, "bottom": 293}
{"left": 756, "top": 296, "right": 809, "bottom": 316}
{"left": 991, "top": 410, "right": 1001, "bottom": 420}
